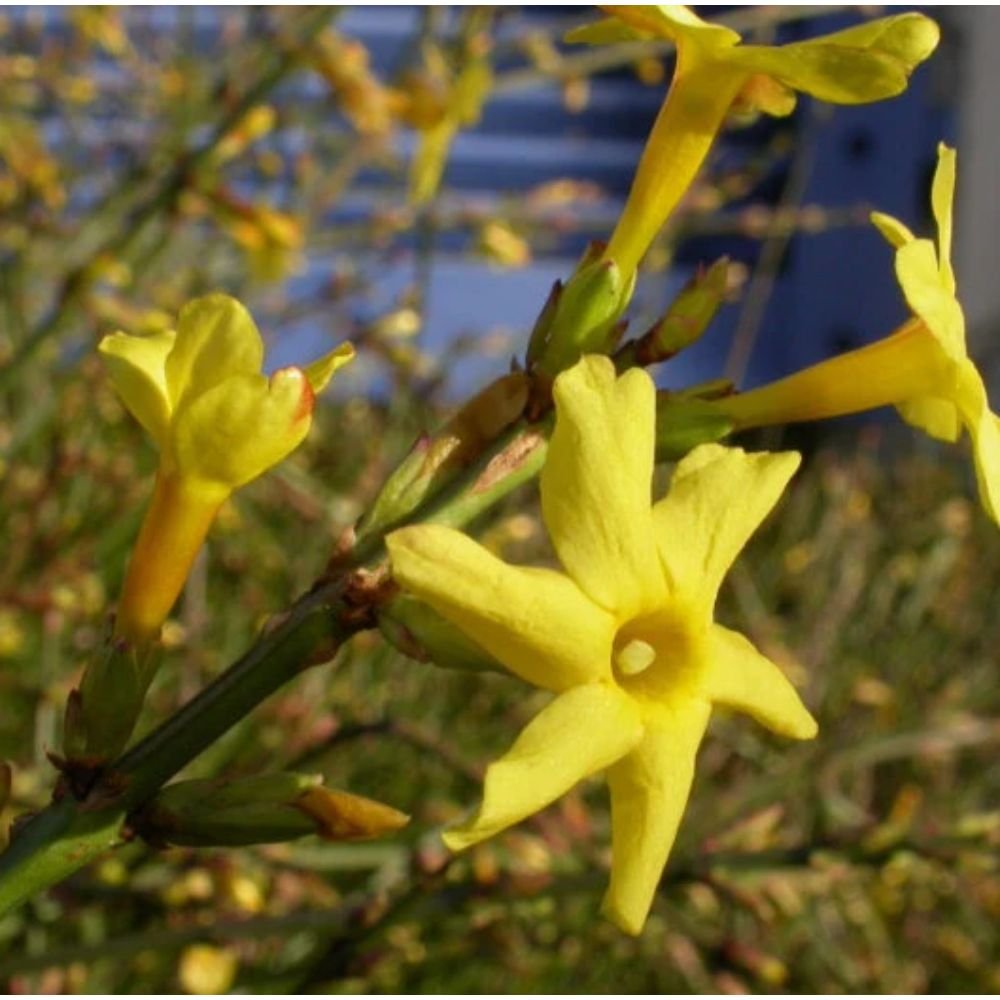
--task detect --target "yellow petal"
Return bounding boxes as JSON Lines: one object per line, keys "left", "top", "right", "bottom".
{"left": 652, "top": 445, "right": 800, "bottom": 611}
{"left": 600, "top": 9, "right": 936, "bottom": 278}
{"left": 735, "top": 73, "right": 797, "bottom": 118}
{"left": 972, "top": 412, "right": 1000, "bottom": 527}
{"left": 99, "top": 329, "right": 175, "bottom": 447}
{"left": 451, "top": 58, "right": 493, "bottom": 126}
{"left": 409, "top": 119, "right": 458, "bottom": 206}
{"left": 702, "top": 625, "right": 817, "bottom": 739}
{"left": 602, "top": 698, "right": 710, "bottom": 935}
{"left": 165, "top": 293, "right": 265, "bottom": 409}
{"left": 591, "top": 5, "right": 739, "bottom": 49}
{"left": 170, "top": 368, "right": 312, "bottom": 490}
{"left": 303, "top": 342, "right": 355, "bottom": 393}
{"left": 443, "top": 682, "right": 643, "bottom": 850}
{"left": 386, "top": 524, "right": 615, "bottom": 692}
{"left": 730, "top": 14, "right": 939, "bottom": 105}
{"left": 896, "top": 395, "right": 961, "bottom": 443}
{"left": 871, "top": 210, "right": 916, "bottom": 249}
{"left": 895, "top": 240, "right": 965, "bottom": 358}
{"left": 718, "top": 321, "right": 952, "bottom": 432}
{"left": 954, "top": 361, "right": 1000, "bottom": 525}
{"left": 932, "top": 143, "right": 956, "bottom": 292}
{"left": 541, "top": 356, "right": 665, "bottom": 618}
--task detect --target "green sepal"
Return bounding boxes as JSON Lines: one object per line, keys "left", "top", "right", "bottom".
{"left": 135, "top": 772, "right": 322, "bottom": 847}
{"left": 67, "top": 637, "right": 163, "bottom": 763}
{"left": 655, "top": 395, "right": 734, "bottom": 461}
{"left": 379, "top": 592, "right": 503, "bottom": 675}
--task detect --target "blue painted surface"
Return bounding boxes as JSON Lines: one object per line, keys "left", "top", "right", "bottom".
{"left": 325, "top": 6, "right": 954, "bottom": 396}
{"left": 6, "top": 6, "right": 954, "bottom": 397}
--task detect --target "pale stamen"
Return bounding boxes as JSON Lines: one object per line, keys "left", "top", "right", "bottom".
{"left": 615, "top": 638, "right": 656, "bottom": 677}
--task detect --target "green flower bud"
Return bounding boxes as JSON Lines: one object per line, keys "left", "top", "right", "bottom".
{"left": 638, "top": 258, "right": 729, "bottom": 364}
{"left": 355, "top": 373, "right": 528, "bottom": 549}
{"left": 529, "top": 242, "right": 636, "bottom": 378}
{"left": 135, "top": 773, "right": 408, "bottom": 848}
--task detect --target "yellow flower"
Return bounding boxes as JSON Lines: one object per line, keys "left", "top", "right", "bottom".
{"left": 387, "top": 356, "right": 815, "bottom": 934}
{"left": 568, "top": 6, "right": 939, "bottom": 280}
{"left": 404, "top": 55, "right": 493, "bottom": 206}
{"left": 718, "top": 145, "right": 1000, "bottom": 524}
{"left": 871, "top": 145, "right": 1000, "bottom": 521}
{"left": 101, "top": 293, "right": 354, "bottom": 640}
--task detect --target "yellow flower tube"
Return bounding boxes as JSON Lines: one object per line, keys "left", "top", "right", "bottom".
{"left": 388, "top": 356, "right": 815, "bottom": 935}
{"left": 567, "top": 6, "right": 939, "bottom": 281}
{"left": 116, "top": 472, "right": 227, "bottom": 642}
{"left": 717, "top": 317, "right": 946, "bottom": 427}
{"left": 717, "top": 145, "right": 1000, "bottom": 524}
{"left": 102, "top": 293, "right": 354, "bottom": 642}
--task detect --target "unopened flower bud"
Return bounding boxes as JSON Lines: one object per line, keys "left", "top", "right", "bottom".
{"left": 528, "top": 242, "right": 635, "bottom": 378}
{"left": 179, "top": 945, "right": 237, "bottom": 995}
{"left": 637, "top": 258, "right": 729, "bottom": 364}
{"left": 135, "top": 772, "right": 408, "bottom": 848}
{"left": 355, "top": 373, "right": 528, "bottom": 550}
{"left": 296, "top": 786, "right": 410, "bottom": 842}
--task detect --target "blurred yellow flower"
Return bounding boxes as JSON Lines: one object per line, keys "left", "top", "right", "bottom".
{"left": 388, "top": 356, "right": 815, "bottom": 934}
{"left": 568, "top": 6, "right": 939, "bottom": 280}
{"left": 0, "top": 608, "right": 25, "bottom": 658}
{"left": 719, "top": 145, "right": 1000, "bottom": 524}
{"left": 101, "top": 293, "right": 353, "bottom": 640}
{"left": 405, "top": 54, "right": 492, "bottom": 206}
{"left": 178, "top": 944, "right": 237, "bottom": 995}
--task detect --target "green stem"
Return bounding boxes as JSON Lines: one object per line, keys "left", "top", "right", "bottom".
{"left": 116, "top": 586, "right": 343, "bottom": 802}
{"left": 422, "top": 418, "right": 550, "bottom": 530}
{"left": 0, "top": 580, "right": 346, "bottom": 916}
{"left": 0, "top": 368, "right": 740, "bottom": 914}
{"left": 0, "top": 417, "right": 556, "bottom": 914}
{"left": 0, "top": 799, "right": 121, "bottom": 918}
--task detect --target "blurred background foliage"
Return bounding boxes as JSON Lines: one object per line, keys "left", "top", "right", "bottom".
{"left": 0, "top": 5, "right": 997, "bottom": 993}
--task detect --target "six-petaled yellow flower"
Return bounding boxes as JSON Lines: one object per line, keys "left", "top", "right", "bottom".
{"left": 718, "top": 145, "right": 1000, "bottom": 525}
{"left": 568, "top": 6, "right": 939, "bottom": 282}
{"left": 101, "top": 293, "right": 354, "bottom": 641}
{"left": 388, "top": 356, "right": 816, "bottom": 934}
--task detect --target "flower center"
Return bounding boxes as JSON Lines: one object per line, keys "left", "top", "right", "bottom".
{"left": 615, "top": 639, "right": 656, "bottom": 676}
{"left": 612, "top": 606, "right": 704, "bottom": 699}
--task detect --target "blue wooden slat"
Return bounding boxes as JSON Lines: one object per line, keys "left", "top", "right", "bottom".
{"left": 2, "top": 6, "right": 954, "bottom": 396}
